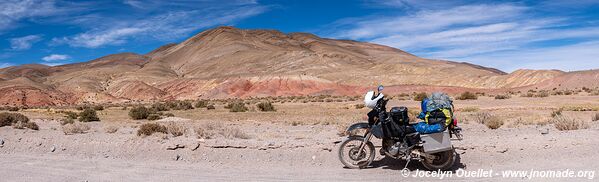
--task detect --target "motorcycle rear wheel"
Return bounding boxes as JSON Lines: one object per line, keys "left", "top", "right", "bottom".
{"left": 421, "top": 149, "right": 456, "bottom": 171}
{"left": 338, "top": 136, "right": 375, "bottom": 169}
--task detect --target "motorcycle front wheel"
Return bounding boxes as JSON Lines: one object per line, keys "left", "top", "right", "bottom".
{"left": 338, "top": 136, "right": 375, "bottom": 169}
{"left": 421, "top": 149, "right": 456, "bottom": 171}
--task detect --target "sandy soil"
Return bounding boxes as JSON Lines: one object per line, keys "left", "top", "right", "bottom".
{"left": 1, "top": 95, "right": 599, "bottom": 181}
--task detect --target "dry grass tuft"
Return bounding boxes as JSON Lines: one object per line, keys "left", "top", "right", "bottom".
{"left": 256, "top": 102, "right": 276, "bottom": 112}
{"left": 104, "top": 125, "right": 119, "bottom": 133}
{"left": 552, "top": 115, "right": 588, "bottom": 131}
{"left": 13, "top": 121, "right": 39, "bottom": 130}
{"left": 456, "top": 92, "right": 478, "bottom": 100}
{"left": 473, "top": 112, "right": 503, "bottom": 129}
{"left": 460, "top": 107, "right": 480, "bottom": 112}
{"left": 195, "top": 121, "right": 249, "bottom": 139}
{"left": 166, "top": 121, "right": 186, "bottom": 137}
{"left": 62, "top": 122, "right": 90, "bottom": 135}
{"left": 413, "top": 92, "right": 428, "bottom": 101}
{"left": 220, "top": 127, "right": 251, "bottom": 139}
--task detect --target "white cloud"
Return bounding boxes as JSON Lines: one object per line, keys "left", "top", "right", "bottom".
{"left": 326, "top": 2, "right": 599, "bottom": 71}
{"left": 42, "top": 54, "right": 70, "bottom": 62}
{"left": 52, "top": 3, "right": 268, "bottom": 48}
{"left": 0, "top": 0, "right": 68, "bottom": 32}
{"left": 0, "top": 62, "right": 14, "bottom": 68}
{"left": 9, "top": 34, "right": 43, "bottom": 50}
{"left": 457, "top": 41, "right": 599, "bottom": 72}
{"left": 52, "top": 27, "right": 145, "bottom": 48}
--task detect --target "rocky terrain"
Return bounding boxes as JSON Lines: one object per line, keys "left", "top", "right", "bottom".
{"left": 1, "top": 96, "right": 598, "bottom": 181}
{"left": 1, "top": 26, "right": 597, "bottom": 107}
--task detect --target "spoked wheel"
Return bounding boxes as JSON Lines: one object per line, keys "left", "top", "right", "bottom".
{"left": 421, "top": 149, "right": 456, "bottom": 171}
{"left": 338, "top": 136, "right": 375, "bottom": 169}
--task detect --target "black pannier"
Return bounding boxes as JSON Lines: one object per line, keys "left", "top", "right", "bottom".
{"left": 390, "top": 107, "right": 409, "bottom": 125}
{"left": 382, "top": 107, "right": 411, "bottom": 139}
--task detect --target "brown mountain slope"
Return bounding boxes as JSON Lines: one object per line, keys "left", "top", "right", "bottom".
{"left": 0, "top": 26, "right": 593, "bottom": 106}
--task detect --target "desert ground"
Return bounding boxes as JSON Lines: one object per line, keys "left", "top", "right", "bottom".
{"left": 1, "top": 94, "right": 599, "bottom": 181}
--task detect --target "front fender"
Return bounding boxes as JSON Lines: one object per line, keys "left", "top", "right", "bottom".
{"left": 346, "top": 122, "right": 370, "bottom": 134}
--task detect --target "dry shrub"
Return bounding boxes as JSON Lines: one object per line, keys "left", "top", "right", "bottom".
{"left": 256, "top": 102, "right": 276, "bottom": 112}
{"left": 220, "top": 127, "right": 250, "bottom": 139}
{"left": 560, "top": 105, "right": 599, "bottom": 112}
{"left": 456, "top": 92, "right": 478, "bottom": 100}
{"left": 147, "top": 114, "right": 161, "bottom": 121}
{"left": 129, "top": 106, "right": 150, "bottom": 120}
{"left": 534, "top": 91, "right": 550, "bottom": 98}
{"left": 552, "top": 115, "right": 588, "bottom": 131}
{"left": 227, "top": 102, "right": 248, "bottom": 112}
{"left": 593, "top": 113, "right": 599, "bottom": 121}
{"left": 166, "top": 100, "right": 194, "bottom": 110}
{"left": 195, "top": 122, "right": 249, "bottom": 139}
{"left": 62, "top": 122, "right": 90, "bottom": 135}
{"left": 0, "top": 112, "right": 30, "bottom": 127}
{"left": 92, "top": 105, "right": 104, "bottom": 111}
{"left": 494, "top": 95, "right": 511, "bottom": 99}
{"left": 194, "top": 100, "right": 208, "bottom": 108}
{"left": 354, "top": 104, "right": 365, "bottom": 109}
{"left": 13, "top": 121, "right": 39, "bottom": 130}
{"left": 460, "top": 107, "right": 479, "bottom": 112}
{"left": 166, "top": 122, "right": 186, "bottom": 137}
{"left": 104, "top": 125, "right": 119, "bottom": 133}
{"left": 413, "top": 92, "right": 428, "bottom": 101}
{"left": 63, "top": 111, "right": 78, "bottom": 119}
{"left": 137, "top": 123, "right": 167, "bottom": 136}
{"left": 473, "top": 112, "right": 503, "bottom": 129}
{"left": 206, "top": 105, "right": 216, "bottom": 110}
{"left": 151, "top": 102, "right": 169, "bottom": 112}
{"left": 551, "top": 108, "right": 563, "bottom": 117}
{"left": 485, "top": 116, "right": 504, "bottom": 129}
{"left": 78, "top": 108, "right": 100, "bottom": 122}
{"left": 60, "top": 118, "right": 75, "bottom": 125}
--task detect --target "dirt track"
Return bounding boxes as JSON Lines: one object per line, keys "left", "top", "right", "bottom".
{"left": 1, "top": 120, "right": 598, "bottom": 181}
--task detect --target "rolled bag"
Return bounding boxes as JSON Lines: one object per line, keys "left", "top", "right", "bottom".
{"left": 415, "top": 108, "right": 452, "bottom": 134}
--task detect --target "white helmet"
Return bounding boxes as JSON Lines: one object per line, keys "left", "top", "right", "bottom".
{"left": 364, "top": 91, "right": 383, "bottom": 109}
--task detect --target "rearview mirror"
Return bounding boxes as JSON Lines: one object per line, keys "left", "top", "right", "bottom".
{"left": 377, "top": 85, "right": 384, "bottom": 92}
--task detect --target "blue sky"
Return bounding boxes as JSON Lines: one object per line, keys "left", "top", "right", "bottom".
{"left": 1, "top": 0, "right": 598, "bottom": 72}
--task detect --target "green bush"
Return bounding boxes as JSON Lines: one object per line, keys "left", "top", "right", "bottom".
{"left": 413, "top": 92, "right": 428, "bottom": 101}
{"left": 227, "top": 102, "right": 248, "bottom": 112}
{"left": 0, "top": 112, "right": 30, "bottom": 127}
{"left": 129, "top": 106, "right": 150, "bottom": 120}
{"left": 256, "top": 102, "right": 276, "bottom": 112}
{"left": 137, "top": 123, "right": 167, "bottom": 136}
{"left": 457, "top": 92, "right": 478, "bottom": 100}
{"left": 78, "top": 108, "right": 100, "bottom": 122}
{"left": 195, "top": 100, "right": 208, "bottom": 108}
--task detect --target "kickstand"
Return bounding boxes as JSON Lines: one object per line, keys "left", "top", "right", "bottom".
{"left": 403, "top": 155, "right": 412, "bottom": 169}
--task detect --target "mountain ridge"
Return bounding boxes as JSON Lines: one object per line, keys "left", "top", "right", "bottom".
{"left": 0, "top": 26, "right": 595, "bottom": 106}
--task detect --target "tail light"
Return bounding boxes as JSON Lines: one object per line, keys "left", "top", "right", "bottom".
{"left": 453, "top": 118, "right": 458, "bottom": 126}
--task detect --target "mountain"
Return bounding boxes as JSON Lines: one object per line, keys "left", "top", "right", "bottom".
{"left": 0, "top": 26, "right": 595, "bottom": 106}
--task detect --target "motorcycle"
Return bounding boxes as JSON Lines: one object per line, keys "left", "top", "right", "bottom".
{"left": 338, "top": 85, "right": 461, "bottom": 170}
